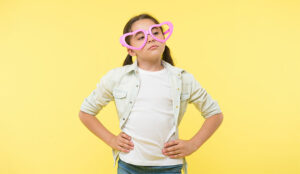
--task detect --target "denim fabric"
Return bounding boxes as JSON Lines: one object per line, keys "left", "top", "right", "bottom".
{"left": 117, "top": 158, "right": 183, "bottom": 174}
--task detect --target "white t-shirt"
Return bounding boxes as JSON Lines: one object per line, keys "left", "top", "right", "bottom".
{"left": 119, "top": 65, "right": 184, "bottom": 166}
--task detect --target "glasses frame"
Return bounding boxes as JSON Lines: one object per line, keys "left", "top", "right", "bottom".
{"left": 120, "top": 21, "right": 173, "bottom": 50}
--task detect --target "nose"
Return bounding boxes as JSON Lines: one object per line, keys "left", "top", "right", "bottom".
{"left": 147, "top": 34, "right": 155, "bottom": 43}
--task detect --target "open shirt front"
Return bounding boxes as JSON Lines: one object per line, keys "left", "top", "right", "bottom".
{"left": 80, "top": 59, "right": 222, "bottom": 174}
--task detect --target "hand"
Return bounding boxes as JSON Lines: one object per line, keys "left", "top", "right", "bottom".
{"left": 109, "top": 132, "right": 134, "bottom": 153}
{"left": 162, "top": 139, "right": 197, "bottom": 159}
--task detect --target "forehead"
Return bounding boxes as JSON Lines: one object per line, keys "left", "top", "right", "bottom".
{"left": 130, "top": 19, "right": 157, "bottom": 32}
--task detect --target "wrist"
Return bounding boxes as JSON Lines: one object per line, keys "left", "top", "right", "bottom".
{"left": 106, "top": 134, "right": 116, "bottom": 147}
{"left": 189, "top": 138, "right": 200, "bottom": 151}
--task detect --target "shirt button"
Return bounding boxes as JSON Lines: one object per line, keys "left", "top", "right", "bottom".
{"left": 176, "top": 105, "right": 178, "bottom": 108}
{"left": 177, "top": 88, "right": 180, "bottom": 90}
{"left": 123, "top": 118, "right": 125, "bottom": 120}
{"left": 136, "top": 85, "right": 139, "bottom": 87}
{"left": 130, "top": 101, "right": 133, "bottom": 104}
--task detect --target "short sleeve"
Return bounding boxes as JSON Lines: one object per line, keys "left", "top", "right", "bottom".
{"left": 188, "top": 74, "right": 222, "bottom": 119}
{"left": 80, "top": 69, "right": 115, "bottom": 116}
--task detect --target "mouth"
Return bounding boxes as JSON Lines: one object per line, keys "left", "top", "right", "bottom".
{"left": 148, "top": 45, "right": 159, "bottom": 50}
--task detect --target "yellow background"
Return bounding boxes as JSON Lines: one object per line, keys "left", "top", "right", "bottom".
{"left": 1, "top": 0, "right": 299, "bottom": 173}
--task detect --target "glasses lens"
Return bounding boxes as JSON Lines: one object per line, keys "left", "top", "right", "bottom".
{"left": 151, "top": 23, "right": 170, "bottom": 41}
{"left": 124, "top": 31, "right": 145, "bottom": 49}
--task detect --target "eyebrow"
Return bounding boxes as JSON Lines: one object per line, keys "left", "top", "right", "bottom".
{"left": 133, "top": 31, "right": 144, "bottom": 38}
{"left": 131, "top": 26, "right": 160, "bottom": 32}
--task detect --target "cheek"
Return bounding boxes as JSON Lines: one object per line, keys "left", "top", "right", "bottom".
{"left": 160, "top": 44, "right": 166, "bottom": 52}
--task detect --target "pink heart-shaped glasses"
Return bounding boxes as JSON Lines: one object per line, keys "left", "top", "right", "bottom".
{"left": 120, "top": 21, "right": 173, "bottom": 50}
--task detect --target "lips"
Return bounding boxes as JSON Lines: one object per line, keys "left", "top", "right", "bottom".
{"left": 148, "top": 45, "right": 159, "bottom": 50}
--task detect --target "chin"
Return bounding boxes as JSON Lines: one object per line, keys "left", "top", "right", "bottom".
{"left": 148, "top": 51, "right": 163, "bottom": 58}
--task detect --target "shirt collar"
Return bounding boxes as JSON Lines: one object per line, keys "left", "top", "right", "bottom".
{"left": 124, "top": 58, "right": 185, "bottom": 76}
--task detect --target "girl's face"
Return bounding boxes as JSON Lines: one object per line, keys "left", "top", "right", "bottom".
{"left": 127, "top": 19, "right": 166, "bottom": 61}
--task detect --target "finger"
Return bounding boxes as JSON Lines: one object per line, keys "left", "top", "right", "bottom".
{"left": 120, "top": 146, "right": 129, "bottom": 153}
{"left": 165, "top": 140, "right": 179, "bottom": 148}
{"left": 123, "top": 132, "right": 131, "bottom": 140}
{"left": 164, "top": 144, "right": 179, "bottom": 152}
{"left": 121, "top": 132, "right": 131, "bottom": 141}
{"left": 169, "top": 153, "right": 182, "bottom": 159}
{"left": 166, "top": 149, "right": 181, "bottom": 156}
{"left": 118, "top": 143, "right": 131, "bottom": 152}
{"left": 120, "top": 139, "right": 134, "bottom": 149}
{"left": 164, "top": 146, "right": 180, "bottom": 154}
{"left": 119, "top": 141, "right": 131, "bottom": 149}
{"left": 117, "top": 145, "right": 129, "bottom": 153}
{"left": 121, "top": 138, "right": 134, "bottom": 147}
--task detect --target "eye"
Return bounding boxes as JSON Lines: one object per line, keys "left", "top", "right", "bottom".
{"left": 154, "top": 32, "right": 159, "bottom": 35}
{"left": 138, "top": 36, "right": 144, "bottom": 40}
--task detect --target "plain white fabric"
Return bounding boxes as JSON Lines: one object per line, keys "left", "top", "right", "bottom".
{"left": 119, "top": 66, "right": 184, "bottom": 166}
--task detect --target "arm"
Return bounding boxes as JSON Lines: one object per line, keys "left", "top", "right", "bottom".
{"left": 187, "top": 73, "right": 224, "bottom": 150}
{"left": 78, "top": 111, "right": 134, "bottom": 153}
{"left": 78, "top": 110, "right": 115, "bottom": 147}
{"left": 189, "top": 112, "right": 224, "bottom": 151}
{"left": 162, "top": 112, "right": 224, "bottom": 158}
{"left": 78, "top": 69, "right": 116, "bottom": 146}
{"left": 79, "top": 69, "right": 134, "bottom": 152}
{"left": 163, "top": 72, "right": 224, "bottom": 158}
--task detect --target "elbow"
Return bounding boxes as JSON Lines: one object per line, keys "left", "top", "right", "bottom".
{"left": 216, "top": 112, "right": 224, "bottom": 121}
{"left": 217, "top": 113, "right": 224, "bottom": 124}
{"left": 78, "top": 111, "right": 84, "bottom": 120}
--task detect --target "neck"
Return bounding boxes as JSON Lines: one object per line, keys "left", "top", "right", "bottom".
{"left": 137, "top": 58, "right": 164, "bottom": 72}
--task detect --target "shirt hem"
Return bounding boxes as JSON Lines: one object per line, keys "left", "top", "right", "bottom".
{"left": 119, "top": 156, "right": 184, "bottom": 166}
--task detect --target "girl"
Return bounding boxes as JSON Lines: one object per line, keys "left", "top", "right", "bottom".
{"left": 79, "top": 13, "right": 223, "bottom": 174}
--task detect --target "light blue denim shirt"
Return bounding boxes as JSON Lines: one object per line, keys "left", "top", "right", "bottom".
{"left": 80, "top": 59, "right": 222, "bottom": 174}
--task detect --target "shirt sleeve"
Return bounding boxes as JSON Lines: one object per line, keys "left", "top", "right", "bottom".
{"left": 80, "top": 69, "right": 115, "bottom": 116}
{"left": 188, "top": 74, "right": 222, "bottom": 119}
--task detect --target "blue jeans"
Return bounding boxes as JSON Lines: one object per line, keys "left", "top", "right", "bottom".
{"left": 117, "top": 158, "right": 183, "bottom": 174}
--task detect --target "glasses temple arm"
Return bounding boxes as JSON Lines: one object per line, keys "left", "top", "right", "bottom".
{"left": 163, "top": 28, "right": 171, "bottom": 35}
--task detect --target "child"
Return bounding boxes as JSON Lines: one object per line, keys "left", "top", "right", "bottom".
{"left": 79, "top": 13, "right": 223, "bottom": 174}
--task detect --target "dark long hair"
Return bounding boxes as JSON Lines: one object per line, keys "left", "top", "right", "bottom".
{"left": 121, "top": 13, "right": 175, "bottom": 66}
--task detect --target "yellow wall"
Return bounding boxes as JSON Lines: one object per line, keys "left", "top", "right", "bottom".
{"left": 1, "top": 0, "right": 299, "bottom": 173}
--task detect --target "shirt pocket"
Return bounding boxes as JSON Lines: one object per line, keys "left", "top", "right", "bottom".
{"left": 113, "top": 88, "right": 127, "bottom": 99}
{"left": 112, "top": 88, "right": 128, "bottom": 116}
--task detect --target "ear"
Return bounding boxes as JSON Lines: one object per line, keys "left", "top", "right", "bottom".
{"left": 127, "top": 48, "right": 136, "bottom": 57}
